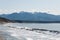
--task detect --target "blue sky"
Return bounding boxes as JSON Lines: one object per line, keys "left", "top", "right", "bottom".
{"left": 0, "top": 0, "right": 60, "bottom": 15}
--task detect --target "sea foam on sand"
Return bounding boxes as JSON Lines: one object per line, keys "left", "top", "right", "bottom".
{"left": 0, "top": 23, "right": 60, "bottom": 40}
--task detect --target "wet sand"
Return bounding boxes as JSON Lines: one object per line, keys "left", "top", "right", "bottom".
{"left": 0, "top": 31, "right": 6, "bottom": 40}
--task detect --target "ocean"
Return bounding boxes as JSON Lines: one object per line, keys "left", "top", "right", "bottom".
{"left": 4, "top": 23, "right": 60, "bottom": 31}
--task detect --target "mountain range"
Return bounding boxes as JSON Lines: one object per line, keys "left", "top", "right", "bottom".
{"left": 0, "top": 11, "right": 60, "bottom": 23}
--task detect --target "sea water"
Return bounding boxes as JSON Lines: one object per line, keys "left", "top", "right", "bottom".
{"left": 4, "top": 23, "right": 60, "bottom": 31}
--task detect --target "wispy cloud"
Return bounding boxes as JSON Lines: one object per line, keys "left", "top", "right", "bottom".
{"left": 0, "top": 9, "right": 60, "bottom": 15}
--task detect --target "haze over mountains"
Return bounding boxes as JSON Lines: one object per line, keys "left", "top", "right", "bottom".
{"left": 0, "top": 11, "right": 60, "bottom": 22}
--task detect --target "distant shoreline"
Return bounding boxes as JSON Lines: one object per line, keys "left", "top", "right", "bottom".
{"left": 14, "top": 20, "right": 60, "bottom": 23}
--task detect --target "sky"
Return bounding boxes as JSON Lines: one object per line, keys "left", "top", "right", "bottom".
{"left": 0, "top": 0, "right": 60, "bottom": 15}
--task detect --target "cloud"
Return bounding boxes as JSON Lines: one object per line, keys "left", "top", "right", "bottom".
{"left": 44, "top": 10, "right": 60, "bottom": 15}
{"left": 0, "top": 9, "right": 21, "bottom": 14}
{"left": 0, "top": 9, "right": 60, "bottom": 15}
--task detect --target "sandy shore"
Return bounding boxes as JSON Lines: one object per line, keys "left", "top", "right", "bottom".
{"left": 0, "top": 36, "right": 5, "bottom": 40}
{"left": 0, "top": 31, "right": 6, "bottom": 40}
